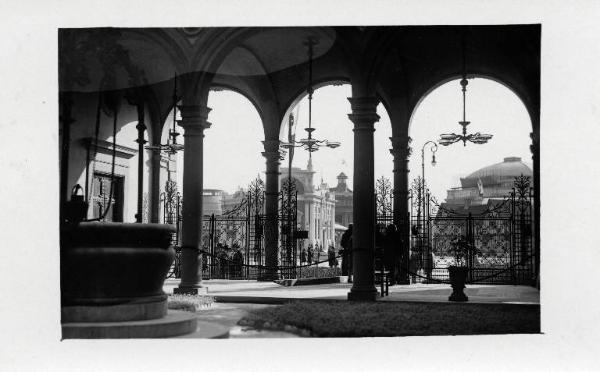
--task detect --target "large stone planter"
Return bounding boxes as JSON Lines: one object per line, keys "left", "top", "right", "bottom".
{"left": 448, "top": 266, "right": 469, "bottom": 302}
{"left": 60, "top": 222, "right": 197, "bottom": 338}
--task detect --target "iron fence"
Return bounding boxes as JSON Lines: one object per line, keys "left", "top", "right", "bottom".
{"left": 161, "top": 177, "right": 304, "bottom": 280}
{"left": 409, "top": 175, "right": 535, "bottom": 285}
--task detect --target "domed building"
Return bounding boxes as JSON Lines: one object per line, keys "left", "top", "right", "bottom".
{"left": 443, "top": 157, "right": 532, "bottom": 211}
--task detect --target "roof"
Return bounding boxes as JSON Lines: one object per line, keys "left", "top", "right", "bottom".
{"left": 437, "top": 199, "right": 508, "bottom": 217}
{"left": 461, "top": 157, "right": 532, "bottom": 188}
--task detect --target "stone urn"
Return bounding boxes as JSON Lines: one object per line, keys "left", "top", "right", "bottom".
{"left": 448, "top": 266, "right": 469, "bottom": 302}
{"left": 60, "top": 222, "right": 197, "bottom": 338}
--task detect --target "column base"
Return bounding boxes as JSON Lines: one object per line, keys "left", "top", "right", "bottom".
{"left": 174, "top": 285, "right": 208, "bottom": 295}
{"left": 347, "top": 287, "right": 378, "bottom": 301}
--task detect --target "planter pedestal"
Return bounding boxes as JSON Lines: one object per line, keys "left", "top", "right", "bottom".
{"left": 61, "top": 222, "right": 198, "bottom": 338}
{"left": 448, "top": 266, "right": 469, "bottom": 302}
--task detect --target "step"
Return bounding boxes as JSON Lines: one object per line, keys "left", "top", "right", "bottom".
{"left": 62, "top": 310, "right": 198, "bottom": 339}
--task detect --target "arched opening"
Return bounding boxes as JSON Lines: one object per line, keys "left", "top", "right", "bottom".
{"left": 408, "top": 76, "right": 535, "bottom": 285}
{"left": 409, "top": 77, "right": 532, "bottom": 201}
{"left": 279, "top": 83, "right": 394, "bottom": 255}
{"left": 204, "top": 90, "right": 265, "bottom": 200}
{"left": 156, "top": 89, "right": 265, "bottom": 218}
{"left": 280, "top": 83, "right": 351, "bottom": 253}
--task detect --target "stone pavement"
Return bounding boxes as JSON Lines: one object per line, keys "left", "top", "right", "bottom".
{"left": 163, "top": 279, "right": 539, "bottom": 338}
{"left": 164, "top": 279, "right": 539, "bottom": 305}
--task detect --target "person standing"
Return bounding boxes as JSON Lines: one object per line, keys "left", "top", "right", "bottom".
{"left": 383, "top": 224, "right": 398, "bottom": 285}
{"left": 327, "top": 244, "right": 336, "bottom": 267}
{"left": 300, "top": 246, "right": 307, "bottom": 265}
{"left": 232, "top": 249, "right": 243, "bottom": 278}
{"left": 340, "top": 224, "right": 353, "bottom": 278}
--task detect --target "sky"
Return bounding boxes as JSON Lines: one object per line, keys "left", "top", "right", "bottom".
{"left": 177, "top": 79, "right": 532, "bottom": 200}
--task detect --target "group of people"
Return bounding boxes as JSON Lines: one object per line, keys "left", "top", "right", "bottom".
{"left": 208, "top": 224, "right": 434, "bottom": 282}
{"left": 213, "top": 245, "right": 244, "bottom": 278}
{"left": 299, "top": 243, "right": 339, "bottom": 268}
{"left": 338, "top": 223, "right": 412, "bottom": 285}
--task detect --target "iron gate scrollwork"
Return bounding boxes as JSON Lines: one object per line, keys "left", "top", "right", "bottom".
{"left": 410, "top": 175, "right": 535, "bottom": 285}
{"left": 205, "top": 177, "right": 265, "bottom": 280}
{"left": 161, "top": 180, "right": 182, "bottom": 278}
{"left": 375, "top": 176, "right": 393, "bottom": 225}
{"left": 279, "top": 178, "right": 298, "bottom": 279}
{"left": 162, "top": 175, "right": 300, "bottom": 280}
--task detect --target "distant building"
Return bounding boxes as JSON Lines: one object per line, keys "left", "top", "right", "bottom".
{"left": 330, "top": 172, "right": 353, "bottom": 227}
{"left": 202, "top": 189, "right": 224, "bottom": 216}
{"left": 329, "top": 172, "right": 353, "bottom": 247}
{"left": 280, "top": 159, "right": 336, "bottom": 252}
{"left": 442, "top": 156, "right": 533, "bottom": 213}
{"left": 221, "top": 188, "right": 246, "bottom": 214}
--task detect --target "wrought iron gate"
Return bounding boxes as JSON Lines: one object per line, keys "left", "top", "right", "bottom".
{"left": 161, "top": 177, "right": 298, "bottom": 280}
{"left": 279, "top": 178, "right": 298, "bottom": 279}
{"left": 410, "top": 175, "right": 535, "bottom": 285}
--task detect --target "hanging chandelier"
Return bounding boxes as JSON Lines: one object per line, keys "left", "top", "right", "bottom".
{"left": 280, "top": 36, "right": 340, "bottom": 156}
{"left": 438, "top": 33, "right": 493, "bottom": 147}
{"left": 146, "top": 73, "right": 184, "bottom": 154}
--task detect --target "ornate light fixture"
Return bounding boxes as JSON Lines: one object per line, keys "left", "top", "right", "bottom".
{"left": 438, "top": 33, "right": 493, "bottom": 147}
{"left": 146, "top": 73, "right": 184, "bottom": 154}
{"left": 280, "top": 36, "right": 340, "bottom": 156}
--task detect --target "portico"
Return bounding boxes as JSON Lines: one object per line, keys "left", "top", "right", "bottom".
{"left": 59, "top": 26, "right": 540, "bottom": 301}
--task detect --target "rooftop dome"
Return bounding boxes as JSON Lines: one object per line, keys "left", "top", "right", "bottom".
{"left": 461, "top": 157, "right": 532, "bottom": 188}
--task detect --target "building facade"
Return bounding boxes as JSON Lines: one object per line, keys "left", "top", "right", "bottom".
{"left": 280, "top": 159, "right": 336, "bottom": 252}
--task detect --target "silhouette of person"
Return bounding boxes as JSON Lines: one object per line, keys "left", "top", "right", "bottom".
{"left": 300, "top": 246, "right": 307, "bottom": 264}
{"left": 383, "top": 224, "right": 398, "bottom": 285}
{"left": 340, "top": 224, "right": 353, "bottom": 278}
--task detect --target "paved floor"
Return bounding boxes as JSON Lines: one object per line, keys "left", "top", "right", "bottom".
{"left": 164, "top": 279, "right": 540, "bottom": 305}
{"left": 164, "top": 279, "right": 539, "bottom": 338}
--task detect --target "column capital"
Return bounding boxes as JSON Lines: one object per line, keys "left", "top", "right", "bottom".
{"left": 348, "top": 97, "right": 379, "bottom": 113}
{"left": 348, "top": 97, "right": 380, "bottom": 130}
{"left": 389, "top": 135, "right": 412, "bottom": 159}
{"left": 262, "top": 150, "right": 282, "bottom": 164}
{"left": 177, "top": 105, "right": 211, "bottom": 134}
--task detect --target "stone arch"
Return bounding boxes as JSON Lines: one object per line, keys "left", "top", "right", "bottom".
{"left": 408, "top": 73, "right": 537, "bottom": 134}
{"left": 279, "top": 78, "right": 351, "bottom": 140}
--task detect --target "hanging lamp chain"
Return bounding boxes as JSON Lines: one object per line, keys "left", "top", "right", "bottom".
{"left": 437, "top": 29, "right": 493, "bottom": 147}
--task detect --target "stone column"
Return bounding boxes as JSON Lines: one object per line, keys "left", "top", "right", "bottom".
{"left": 135, "top": 103, "right": 147, "bottom": 223}
{"left": 174, "top": 105, "right": 211, "bottom": 294}
{"left": 148, "top": 148, "right": 162, "bottom": 223}
{"left": 261, "top": 140, "right": 281, "bottom": 280}
{"left": 530, "top": 128, "right": 540, "bottom": 288}
{"left": 347, "top": 97, "right": 380, "bottom": 301}
{"left": 390, "top": 135, "right": 412, "bottom": 284}
{"left": 59, "top": 92, "right": 74, "bottom": 223}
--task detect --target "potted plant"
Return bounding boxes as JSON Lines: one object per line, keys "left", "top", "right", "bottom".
{"left": 447, "top": 235, "right": 480, "bottom": 302}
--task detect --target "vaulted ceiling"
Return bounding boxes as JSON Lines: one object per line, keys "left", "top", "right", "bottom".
{"left": 59, "top": 25, "right": 540, "bottom": 137}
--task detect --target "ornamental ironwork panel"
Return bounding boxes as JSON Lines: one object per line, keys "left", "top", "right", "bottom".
{"left": 160, "top": 180, "right": 182, "bottom": 278}
{"left": 409, "top": 175, "right": 535, "bottom": 285}
{"left": 160, "top": 176, "right": 300, "bottom": 280}
{"left": 375, "top": 176, "right": 393, "bottom": 219}
{"left": 279, "top": 178, "right": 298, "bottom": 279}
